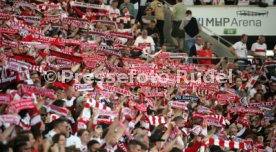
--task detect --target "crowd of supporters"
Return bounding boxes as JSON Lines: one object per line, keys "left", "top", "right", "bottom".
{"left": 0, "top": 0, "right": 275, "bottom": 152}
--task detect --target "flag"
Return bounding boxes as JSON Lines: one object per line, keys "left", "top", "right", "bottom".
{"left": 241, "top": 75, "right": 259, "bottom": 90}
{"left": 264, "top": 61, "right": 276, "bottom": 78}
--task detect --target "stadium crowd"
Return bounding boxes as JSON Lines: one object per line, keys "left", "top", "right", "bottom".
{"left": 0, "top": 0, "right": 275, "bottom": 152}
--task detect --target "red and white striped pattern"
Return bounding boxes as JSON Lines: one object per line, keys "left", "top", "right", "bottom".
{"left": 87, "top": 98, "right": 111, "bottom": 111}
{"left": 204, "top": 114, "right": 229, "bottom": 128}
{"left": 36, "top": 3, "right": 61, "bottom": 12}
{"left": 28, "top": 65, "right": 44, "bottom": 73}
{"left": 241, "top": 75, "right": 259, "bottom": 90}
{"left": 146, "top": 115, "right": 166, "bottom": 126}
{"left": 204, "top": 138, "right": 250, "bottom": 150}
{"left": 111, "top": 17, "right": 136, "bottom": 24}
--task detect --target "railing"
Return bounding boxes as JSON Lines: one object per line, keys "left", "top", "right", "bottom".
{"left": 162, "top": 0, "right": 233, "bottom": 47}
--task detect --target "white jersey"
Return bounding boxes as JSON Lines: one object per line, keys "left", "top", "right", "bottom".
{"left": 251, "top": 42, "right": 267, "bottom": 56}
{"left": 232, "top": 41, "right": 247, "bottom": 58}
{"left": 134, "top": 36, "right": 155, "bottom": 58}
{"left": 107, "top": 6, "right": 121, "bottom": 18}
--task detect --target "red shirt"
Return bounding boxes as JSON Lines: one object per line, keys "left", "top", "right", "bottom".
{"left": 197, "top": 49, "right": 212, "bottom": 65}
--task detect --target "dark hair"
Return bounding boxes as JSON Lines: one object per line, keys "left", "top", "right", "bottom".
{"left": 52, "top": 99, "right": 66, "bottom": 107}
{"left": 186, "top": 10, "right": 192, "bottom": 15}
{"left": 87, "top": 140, "right": 100, "bottom": 148}
{"left": 170, "top": 147, "right": 182, "bottom": 152}
{"left": 241, "top": 34, "right": 247, "bottom": 39}
{"left": 53, "top": 118, "right": 67, "bottom": 129}
{"left": 12, "top": 141, "right": 29, "bottom": 152}
{"left": 77, "top": 129, "right": 88, "bottom": 137}
{"left": 52, "top": 133, "right": 66, "bottom": 144}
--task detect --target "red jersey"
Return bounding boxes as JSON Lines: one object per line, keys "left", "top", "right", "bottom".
{"left": 197, "top": 49, "right": 212, "bottom": 65}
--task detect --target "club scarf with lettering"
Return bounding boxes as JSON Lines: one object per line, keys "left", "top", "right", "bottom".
{"left": 12, "top": 54, "right": 36, "bottom": 65}
{"left": 130, "top": 68, "right": 156, "bottom": 75}
{"left": 109, "top": 32, "right": 135, "bottom": 40}
{"left": 36, "top": 3, "right": 61, "bottom": 12}
{"left": 10, "top": 98, "right": 35, "bottom": 113}
{"left": 0, "top": 94, "right": 11, "bottom": 104}
{"left": 169, "top": 101, "right": 188, "bottom": 110}
{"left": 49, "top": 104, "right": 69, "bottom": 116}
{"left": 249, "top": 101, "right": 275, "bottom": 108}
{"left": 219, "top": 87, "right": 236, "bottom": 95}
{"left": 216, "top": 93, "right": 237, "bottom": 105}
{"left": 229, "top": 106, "right": 263, "bottom": 115}
{"left": 91, "top": 20, "right": 117, "bottom": 27}
{"left": 203, "top": 114, "right": 227, "bottom": 128}
{"left": 82, "top": 54, "right": 106, "bottom": 61}
{"left": 0, "top": 27, "right": 18, "bottom": 34}
{"left": 197, "top": 106, "right": 215, "bottom": 114}
{"left": 14, "top": 1, "right": 37, "bottom": 10}
{"left": 62, "top": 17, "right": 88, "bottom": 28}
{"left": 14, "top": 15, "right": 41, "bottom": 24}
{"left": 80, "top": 43, "right": 99, "bottom": 49}
{"left": 143, "top": 91, "right": 165, "bottom": 97}
{"left": 74, "top": 84, "right": 94, "bottom": 92}
{"left": 0, "top": 12, "right": 11, "bottom": 20}
{"left": 174, "top": 95, "right": 199, "bottom": 102}
{"left": 50, "top": 50, "right": 83, "bottom": 63}
{"left": 21, "top": 84, "right": 55, "bottom": 99}
{"left": 0, "top": 114, "right": 20, "bottom": 125}
{"left": 10, "top": 21, "right": 42, "bottom": 34}
{"left": 70, "top": 1, "right": 107, "bottom": 10}
{"left": 121, "top": 57, "right": 144, "bottom": 64}
{"left": 42, "top": 15, "right": 61, "bottom": 23}
{"left": 0, "top": 75, "right": 19, "bottom": 85}
{"left": 126, "top": 82, "right": 170, "bottom": 88}
{"left": 101, "top": 83, "right": 132, "bottom": 96}
{"left": 5, "top": 61, "right": 24, "bottom": 72}
{"left": 89, "top": 29, "right": 122, "bottom": 44}
{"left": 99, "top": 45, "right": 122, "bottom": 57}
{"left": 1, "top": 36, "right": 18, "bottom": 48}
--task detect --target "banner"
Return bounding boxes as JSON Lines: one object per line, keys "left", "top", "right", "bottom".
{"left": 189, "top": 6, "right": 276, "bottom": 35}
{"left": 174, "top": 95, "right": 199, "bottom": 102}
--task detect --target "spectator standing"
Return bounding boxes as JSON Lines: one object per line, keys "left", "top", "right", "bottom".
{"left": 251, "top": 35, "right": 267, "bottom": 57}
{"left": 189, "top": 35, "right": 203, "bottom": 63}
{"left": 147, "top": 20, "right": 160, "bottom": 47}
{"left": 197, "top": 42, "right": 213, "bottom": 65}
{"left": 151, "top": 0, "right": 165, "bottom": 46}
{"left": 108, "top": 0, "right": 121, "bottom": 19}
{"left": 142, "top": 7, "right": 156, "bottom": 29}
{"left": 119, "top": 0, "right": 135, "bottom": 17}
{"left": 171, "top": 0, "right": 186, "bottom": 52}
{"left": 229, "top": 34, "right": 248, "bottom": 70}
{"left": 179, "top": 10, "right": 201, "bottom": 53}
